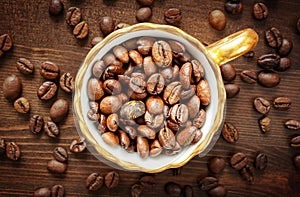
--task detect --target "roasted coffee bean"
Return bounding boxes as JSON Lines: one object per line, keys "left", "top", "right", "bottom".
{"left": 103, "top": 79, "right": 121, "bottom": 95}
{"left": 179, "top": 62, "right": 192, "bottom": 89}
{"left": 98, "top": 114, "right": 107, "bottom": 134}
{"left": 14, "top": 97, "right": 30, "bottom": 114}
{"left": 123, "top": 126, "right": 137, "bottom": 140}
{"left": 104, "top": 171, "right": 119, "bottom": 189}
{"left": 169, "top": 40, "right": 185, "bottom": 59}
{"left": 209, "top": 9, "right": 226, "bottom": 31}
{"left": 225, "top": 0, "right": 243, "bottom": 14}
{"left": 176, "top": 126, "right": 198, "bottom": 146}
{"left": 99, "top": 16, "right": 115, "bottom": 36}
{"left": 66, "top": 7, "right": 81, "bottom": 26}
{"left": 158, "top": 123, "right": 176, "bottom": 149}
{"left": 297, "top": 19, "right": 300, "bottom": 33}
{"left": 106, "top": 113, "right": 119, "bottom": 132}
{"left": 253, "top": 97, "right": 271, "bottom": 115}
{"left": 285, "top": 119, "right": 300, "bottom": 130}
{"left": 137, "top": 37, "right": 155, "bottom": 56}
{"left": 208, "top": 157, "right": 226, "bottom": 174}
{"left": 137, "top": 125, "right": 156, "bottom": 140}
{"left": 225, "top": 83, "right": 240, "bottom": 98}
{"left": 169, "top": 104, "right": 189, "bottom": 125}
{"left": 164, "top": 8, "right": 182, "bottom": 25}
{"left": 40, "top": 61, "right": 60, "bottom": 80}
{"left": 29, "top": 115, "right": 44, "bottom": 134}
{"left": 16, "top": 57, "right": 34, "bottom": 75}
{"left": 100, "top": 95, "right": 122, "bottom": 115}
{"left": 129, "top": 74, "right": 146, "bottom": 94}
{"left": 243, "top": 51, "right": 255, "bottom": 58}
{"left": 90, "top": 36, "right": 104, "bottom": 47}
{"left": 253, "top": 2, "right": 268, "bottom": 20}
{"left": 165, "top": 182, "right": 182, "bottom": 197}
{"left": 164, "top": 141, "right": 181, "bottom": 156}
{"left": 230, "top": 152, "right": 247, "bottom": 170}
{"left": 120, "top": 100, "right": 145, "bottom": 120}
{"left": 290, "top": 136, "right": 300, "bottom": 148}
{"left": 193, "top": 109, "right": 206, "bottom": 129}
{"left": 152, "top": 40, "right": 172, "bottom": 67}
{"left": 265, "top": 27, "right": 282, "bottom": 48}
{"left": 191, "top": 129, "right": 203, "bottom": 144}
{"left": 0, "top": 34, "right": 13, "bottom": 51}
{"left": 275, "top": 57, "right": 291, "bottom": 72}
{"left": 143, "top": 56, "right": 157, "bottom": 76}
{"left": 197, "top": 79, "right": 210, "bottom": 106}
{"left": 255, "top": 153, "right": 268, "bottom": 170}
{"left": 259, "top": 116, "right": 271, "bottom": 133}
{"left": 103, "top": 53, "right": 117, "bottom": 66}
{"left": 140, "top": 175, "right": 155, "bottom": 188}
{"left": 0, "top": 138, "right": 6, "bottom": 156}
{"left": 87, "top": 78, "right": 105, "bottom": 101}
{"left": 136, "top": 7, "right": 152, "bottom": 22}
{"left": 131, "top": 184, "right": 143, "bottom": 197}
{"left": 240, "top": 70, "right": 257, "bottom": 84}
{"left": 137, "top": 0, "right": 154, "bottom": 6}
{"left": 257, "top": 54, "right": 280, "bottom": 69}
{"left": 277, "top": 38, "right": 293, "bottom": 56}
{"left": 114, "top": 22, "right": 130, "bottom": 31}
{"left": 113, "top": 46, "right": 129, "bottom": 64}
{"left": 6, "top": 142, "right": 20, "bottom": 161}
{"left": 86, "top": 173, "right": 104, "bottom": 191}
{"left": 186, "top": 95, "right": 200, "bottom": 119}
{"left": 191, "top": 60, "right": 204, "bottom": 82}
{"left": 144, "top": 111, "right": 164, "bottom": 129}
{"left": 119, "top": 130, "right": 130, "bottom": 150}
{"left": 147, "top": 73, "right": 165, "bottom": 95}
{"left": 44, "top": 121, "right": 59, "bottom": 138}
{"left": 73, "top": 21, "right": 89, "bottom": 39}
{"left": 198, "top": 176, "right": 218, "bottom": 191}
{"left": 50, "top": 99, "right": 69, "bottom": 123}
{"left": 59, "top": 72, "right": 74, "bottom": 93}
{"left": 222, "top": 122, "right": 238, "bottom": 143}
{"left": 37, "top": 81, "right": 57, "bottom": 101}
{"left": 273, "top": 97, "right": 291, "bottom": 110}
{"left": 240, "top": 165, "right": 254, "bottom": 184}
{"left": 47, "top": 159, "right": 67, "bottom": 173}
{"left": 220, "top": 63, "right": 236, "bottom": 81}
{"left": 294, "top": 155, "right": 300, "bottom": 169}
{"left": 102, "top": 132, "right": 119, "bottom": 146}
{"left": 145, "top": 96, "right": 164, "bottom": 115}
{"left": 49, "top": 0, "right": 63, "bottom": 15}
{"left": 3, "top": 74, "right": 22, "bottom": 101}
{"left": 53, "top": 147, "right": 68, "bottom": 163}
{"left": 208, "top": 184, "right": 227, "bottom": 197}
{"left": 87, "top": 109, "right": 99, "bottom": 121}
{"left": 70, "top": 137, "right": 86, "bottom": 153}
{"left": 183, "top": 185, "right": 193, "bottom": 197}
{"left": 34, "top": 187, "right": 51, "bottom": 197}
{"left": 137, "top": 136, "right": 149, "bottom": 159}
{"left": 51, "top": 185, "right": 64, "bottom": 197}
{"left": 149, "top": 139, "right": 163, "bottom": 157}
{"left": 166, "top": 119, "right": 179, "bottom": 133}
{"left": 258, "top": 70, "right": 281, "bottom": 87}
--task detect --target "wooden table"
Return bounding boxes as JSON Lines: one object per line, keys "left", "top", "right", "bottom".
{"left": 1, "top": 0, "right": 300, "bottom": 196}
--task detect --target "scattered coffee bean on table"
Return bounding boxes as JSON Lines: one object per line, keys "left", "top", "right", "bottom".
{"left": 257, "top": 70, "right": 281, "bottom": 88}
{"left": 51, "top": 184, "right": 64, "bottom": 197}
{"left": 224, "top": 0, "right": 243, "bottom": 15}
{"left": 6, "top": 141, "right": 20, "bottom": 161}
{"left": 208, "top": 184, "right": 227, "bottom": 197}
{"left": 277, "top": 38, "right": 293, "bottom": 56}
{"left": 131, "top": 183, "right": 143, "bottom": 197}
{"left": 40, "top": 61, "right": 60, "bottom": 80}
{"left": 16, "top": 57, "right": 34, "bottom": 75}
{"left": 290, "top": 136, "right": 300, "bottom": 148}
{"left": 70, "top": 137, "right": 86, "bottom": 153}
{"left": 220, "top": 63, "right": 236, "bottom": 82}
{"left": 253, "top": 2, "right": 268, "bottom": 20}
{"left": 105, "top": 171, "right": 120, "bottom": 189}
{"left": 66, "top": 7, "right": 81, "bottom": 26}
{"left": 34, "top": 187, "right": 51, "bottom": 197}
{"left": 240, "top": 165, "right": 254, "bottom": 184}
{"left": 44, "top": 121, "right": 60, "bottom": 138}
{"left": 37, "top": 81, "right": 58, "bottom": 101}
{"left": 230, "top": 152, "right": 247, "bottom": 170}
{"left": 50, "top": 98, "right": 69, "bottom": 123}
{"left": 136, "top": 7, "right": 152, "bottom": 22}
{"left": 164, "top": 8, "right": 182, "bottom": 25}
{"left": 222, "top": 122, "right": 239, "bottom": 144}
{"left": 253, "top": 97, "right": 271, "bottom": 115}
{"left": 0, "top": 34, "right": 13, "bottom": 51}
{"left": 140, "top": 175, "right": 155, "bottom": 188}
{"left": 240, "top": 70, "right": 257, "bottom": 84}
{"left": 99, "top": 16, "right": 115, "bottom": 36}
{"left": 209, "top": 9, "right": 226, "bottom": 31}
{"left": 60, "top": 72, "right": 74, "bottom": 93}
{"left": 259, "top": 116, "right": 271, "bottom": 133}
{"left": 224, "top": 83, "right": 240, "bottom": 98}
{"left": 86, "top": 173, "right": 104, "bottom": 191}
{"left": 284, "top": 119, "right": 300, "bottom": 130}
{"left": 3, "top": 74, "right": 22, "bottom": 101}
{"left": 29, "top": 115, "right": 44, "bottom": 134}
{"left": 53, "top": 147, "right": 68, "bottom": 163}
{"left": 165, "top": 182, "right": 182, "bottom": 197}
{"left": 49, "top": 0, "right": 64, "bottom": 16}
{"left": 198, "top": 176, "right": 218, "bottom": 191}
{"left": 275, "top": 57, "right": 291, "bottom": 72}
{"left": 13, "top": 97, "right": 30, "bottom": 114}
{"left": 255, "top": 152, "right": 268, "bottom": 170}
{"left": 208, "top": 157, "right": 226, "bottom": 174}
{"left": 47, "top": 159, "right": 67, "bottom": 173}
{"left": 273, "top": 97, "right": 291, "bottom": 111}
{"left": 257, "top": 53, "right": 280, "bottom": 69}
{"left": 265, "top": 27, "right": 283, "bottom": 48}
{"left": 73, "top": 21, "right": 89, "bottom": 39}
{"left": 0, "top": 138, "right": 6, "bottom": 156}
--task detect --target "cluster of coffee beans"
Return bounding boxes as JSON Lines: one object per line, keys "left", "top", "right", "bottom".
{"left": 0, "top": 138, "right": 21, "bottom": 161}
{"left": 130, "top": 175, "right": 157, "bottom": 196}
{"left": 85, "top": 171, "right": 120, "bottom": 191}
{"left": 164, "top": 182, "right": 193, "bottom": 197}
{"left": 34, "top": 185, "right": 65, "bottom": 197}
{"left": 47, "top": 146, "right": 68, "bottom": 174}
{"left": 0, "top": 33, "right": 13, "bottom": 58}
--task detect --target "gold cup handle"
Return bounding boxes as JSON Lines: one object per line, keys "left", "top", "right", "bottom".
{"left": 206, "top": 28, "right": 259, "bottom": 66}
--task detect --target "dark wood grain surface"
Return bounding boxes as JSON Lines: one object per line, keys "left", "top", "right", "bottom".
{"left": 1, "top": 0, "right": 300, "bottom": 196}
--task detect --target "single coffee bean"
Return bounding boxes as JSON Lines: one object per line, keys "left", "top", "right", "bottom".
{"left": 50, "top": 98, "right": 69, "bottom": 123}
{"left": 145, "top": 96, "right": 164, "bottom": 115}
{"left": 66, "top": 7, "right": 81, "bottom": 26}
{"left": 220, "top": 63, "right": 236, "bottom": 81}
{"left": 225, "top": 0, "right": 243, "bottom": 14}
{"left": 16, "top": 57, "right": 34, "bottom": 75}
{"left": 208, "top": 184, "right": 227, "bottom": 197}
{"left": 257, "top": 70, "right": 281, "bottom": 88}
{"left": 86, "top": 173, "right": 104, "bottom": 191}
{"left": 113, "top": 46, "right": 129, "bottom": 64}
{"left": 70, "top": 137, "right": 86, "bottom": 153}
{"left": 277, "top": 38, "right": 293, "bottom": 56}
{"left": 107, "top": 113, "right": 119, "bottom": 132}
{"left": 149, "top": 139, "right": 163, "bottom": 157}
{"left": 183, "top": 185, "right": 193, "bottom": 197}
{"left": 137, "top": 136, "right": 149, "bottom": 159}
{"left": 90, "top": 36, "right": 104, "bottom": 47}
{"left": 208, "top": 157, "right": 226, "bottom": 174}
{"left": 191, "top": 129, "right": 203, "bottom": 144}
{"left": 44, "top": 121, "right": 59, "bottom": 138}
{"left": 51, "top": 185, "right": 64, "bottom": 197}
{"left": 240, "top": 165, "right": 254, "bottom": 184}
{"left": 102, "top": 132, "right": 119, "bottom": 146}
{"left": 129, "top": 74, "right": 146, "bottom": 94}
{"left": 265, "top": 27, "right": 283, "bottom": 48}
{"left": 100, "top": 95, "right": 122, "bottom": 115}
{"left": 0, "top": 138, "right": 6, "bottom": 156}
{"left": 152, "top": 40, "right": 173, "bottom": 68}
{"left": 47, "top": 159, "right": 67, "bottom": 173}
{"left": 193, "top": 109, "right": 206, "bottom": 129}
{"left": 29, "top": 115, "right": 44, "bottom": 134}
{"left": 60, "top": 72, "right": 74, "bottom": 93}
{"left": 165, "top": 182, "right": 182, "bottom": 197}
{"left": 198, "top": 176, "right": 218, "bottom": 191}
{"left": 53, "top": 147, "right": 68, "bottom": 163}
{"left": 34, "top": 187, "right": 51, "bottom": 197}
{"left": 164, "top": 141, "right": 181, "bottom": 156}
{"left": 137, "top": 37, "right": 155, "bottom": 56}
{"left": 285, "top": 119, "right": 300, "bottom": 130}
{"left": 186, "top": 95, "right": 200, "bottom": 119}
{"left": 290, "top": 136, "right": 300, "bottom": 148}
{"left": 105, "top": 171, "right": 120, "bottom": 189}
{"left": 257, "top": 53, "right": 280, "bottom": 69}
{"left": 179, "top": 62, "right": 192, "bottom": 89}
{"left": 225, "top": 83, "right": 240, "bottom": 98}
{"left": 6, "top": 142, "right": 20, "bottom": 161}
{"left": 147, "top": 73, "right": 165, "bottom": 95}
{"left": 255, "top": 153, "right": 268, "bottom": 170}
{"left": 0, "top": 34, "right": 13, "bottom": 51}
{"left": 119, "top": 129, "right": 130, "bottom": 150}
{"left": 230, "top": 152, "right": 247, "bottom": 170}
{"left": 164, "top": 8, "right": 182, "bottom": 25}
{"left": 140, "top": 175, "right": 155, "bottom": 188}
{"left": 136, "top": 7, "right": 152, "bottom": 22}
{"left": 259, "top": 116, "right": 271, "bottom": 133}
{"left": 273, "top": 97, "right": 291, "bottom": 110}
{"left": 297, "top": 19, "right": 300, "bottom": 33}
{"left": 3, "top": 74, "right": 22, "bottom": 101}
{"left": 92, "top": 60, "right": 106, "bottom": 78}
{"left": 73, "top": 21, "right": 89, "bottom": 39}
{"left": 176, "top": 126, "right": 198, "bottom": 146}
{"left": 275, "top": 57, "right": 291, "bottom": 72}
{"left": 209, "top": 9, "right": 226, "bottom": 31}
{"left": 14, "top": 97, "right": 30, "bottom": 114}
{"left": 99, "top": 16, "right": 115, "bottom": 36}
{"left": 243, "top": 51, "right": 255, "bottom": 58}
{"left": 240, "top": 69, "right": 257, "bottom": 84}
{"left": 253, "top": 97, "right": 271, "bottom": 115}
{"left": 137, "top": 0, "right": 154, "bottom": 6}
{"left": 197, "top": 79, "right": 210, "bottom": 106}
{"left": 294, "top": 155, "right": 300, "bottom": 169}
{"left": 87, "top": 78, "right": 105, "bottom": 101}
{"left": 253, "top": 2, "right": 268, "bottom": 20}
{"left": 120, "top": 100, "right": 145, "bottom": 120}
{"left": 222, "top": 122, "right": 238, "bottom": 143}
{"left": 158, "top": 124, "right": 176, "bottom": 149}
{"left": 40, "top": 61, "right": 60, "bottom": 80}
{"left": 131, "top": 183, "right": 143, "bottom": 197}
{"left": 37, "top": 81, "right": 58, "bottom": 101}
{"left": 49, "top": 0, "right": 63, "bottom": 16}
